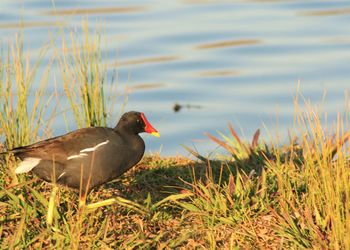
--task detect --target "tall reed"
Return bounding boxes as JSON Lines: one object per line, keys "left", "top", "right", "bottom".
{"left": 0, "top": 35, "right": 52, "bottom": 183}
{"left": 57, "top": 22, "right": 108, "bottom": 128}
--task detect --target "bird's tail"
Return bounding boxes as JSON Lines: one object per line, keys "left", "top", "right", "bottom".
{"left": 0, "top": 146, "right": 28, "bottom": 155}
{"left": 0, "top": 150, "right": 9, "bottom": 155}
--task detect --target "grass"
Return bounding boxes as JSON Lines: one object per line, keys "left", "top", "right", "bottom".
{"left": 0, "top": 35, "right": 53, "bottom": 185}
{"left": 1, "top": 30, "right": 350, "bottom": 249}
{"left": 57, "top": 22, "right": 108, "bottom": 128}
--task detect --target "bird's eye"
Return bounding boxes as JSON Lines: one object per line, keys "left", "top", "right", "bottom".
{"left": 136, "top": 119, "right": 140, "bottom": 123}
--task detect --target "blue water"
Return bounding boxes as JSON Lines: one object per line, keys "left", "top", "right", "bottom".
{"left": 1, "top": 0, "right": 350, "bottom": 155}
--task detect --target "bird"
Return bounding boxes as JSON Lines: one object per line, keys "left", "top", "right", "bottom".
{"left": 2, "top": 111, "right": 160, "bottom": 224}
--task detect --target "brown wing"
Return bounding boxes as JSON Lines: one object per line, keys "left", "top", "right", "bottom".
{"left": 10, "top": 127, "right": 112, "bottom": 164}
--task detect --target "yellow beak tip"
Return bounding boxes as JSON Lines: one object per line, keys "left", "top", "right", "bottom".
{"left": 151, "top": 132, "right": 160, "bottom": 137}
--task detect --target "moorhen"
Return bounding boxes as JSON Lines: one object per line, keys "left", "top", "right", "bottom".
{"left": 3, "top": 111, "right": 160, "bottom": 224}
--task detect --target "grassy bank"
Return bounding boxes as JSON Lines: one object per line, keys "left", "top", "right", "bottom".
{"left": 1, "top": 120, "right": 350, "bottom": 249}
{"left": 1, "top": 31, "right": 350, "bottom": 249}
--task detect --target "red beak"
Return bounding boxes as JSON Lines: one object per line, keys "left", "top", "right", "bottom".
{"left": 141, "top": 113, "right": 160, "bottom": 137}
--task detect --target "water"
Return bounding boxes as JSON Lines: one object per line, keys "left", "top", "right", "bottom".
{"left": 1, "top": 0, "right": 350, "bottom": 155}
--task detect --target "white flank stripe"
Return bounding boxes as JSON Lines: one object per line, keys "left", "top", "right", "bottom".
{"left": 15, "top": 158, "right": 41, "bottom": 174}
{"left": 67, "top": 153, "right": 88, "bottom": 160}
{"left": 80, "top": 140, "right": 109, "bottom": 153}
{"left": 67, "top": 140, "right": 109, "bottom": 160}
{"left": 57, "top": 172, "right": 66, "bottom": 180}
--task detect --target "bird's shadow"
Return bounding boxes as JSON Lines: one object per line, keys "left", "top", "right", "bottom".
{"left": 91, "top": 156, "right": 206, "bottom": 203}
{"left": 90, "top": 150, "right": 270, "bottom": 205}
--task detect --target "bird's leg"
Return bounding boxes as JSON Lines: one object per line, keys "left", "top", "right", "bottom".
{"left": 85, "top": 198, "right": 118, "bottom": 210}
{"left": 47, "top": 185, "right": 58, "bottom": 226}
{"left": 46, "top": 156, "right": 61, "bottom": 229}
{"left": 85, "top": 197, "right": 146, "bottom": 215}
{"left": 78, "top": 191, "right": 87, "bottom": 209}
{"left": 78, "top": 161, "right": 88, "bottom": 209}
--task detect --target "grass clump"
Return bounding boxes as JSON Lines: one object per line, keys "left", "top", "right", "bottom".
{"left": 57, "top": 22, "right": 108, "bottom": 128}
{"left": 0, "top": 35, "right": 53, "bottom": 185}
{"left": 180, "top": 96, "right": 350, "bottom": 249}
{"left": 0, "top": 36, "right": 52, "bottom": 150}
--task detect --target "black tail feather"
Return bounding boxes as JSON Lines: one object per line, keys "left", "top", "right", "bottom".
{"left": 0, "top": 146, "right": 29, "bottom": 155}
